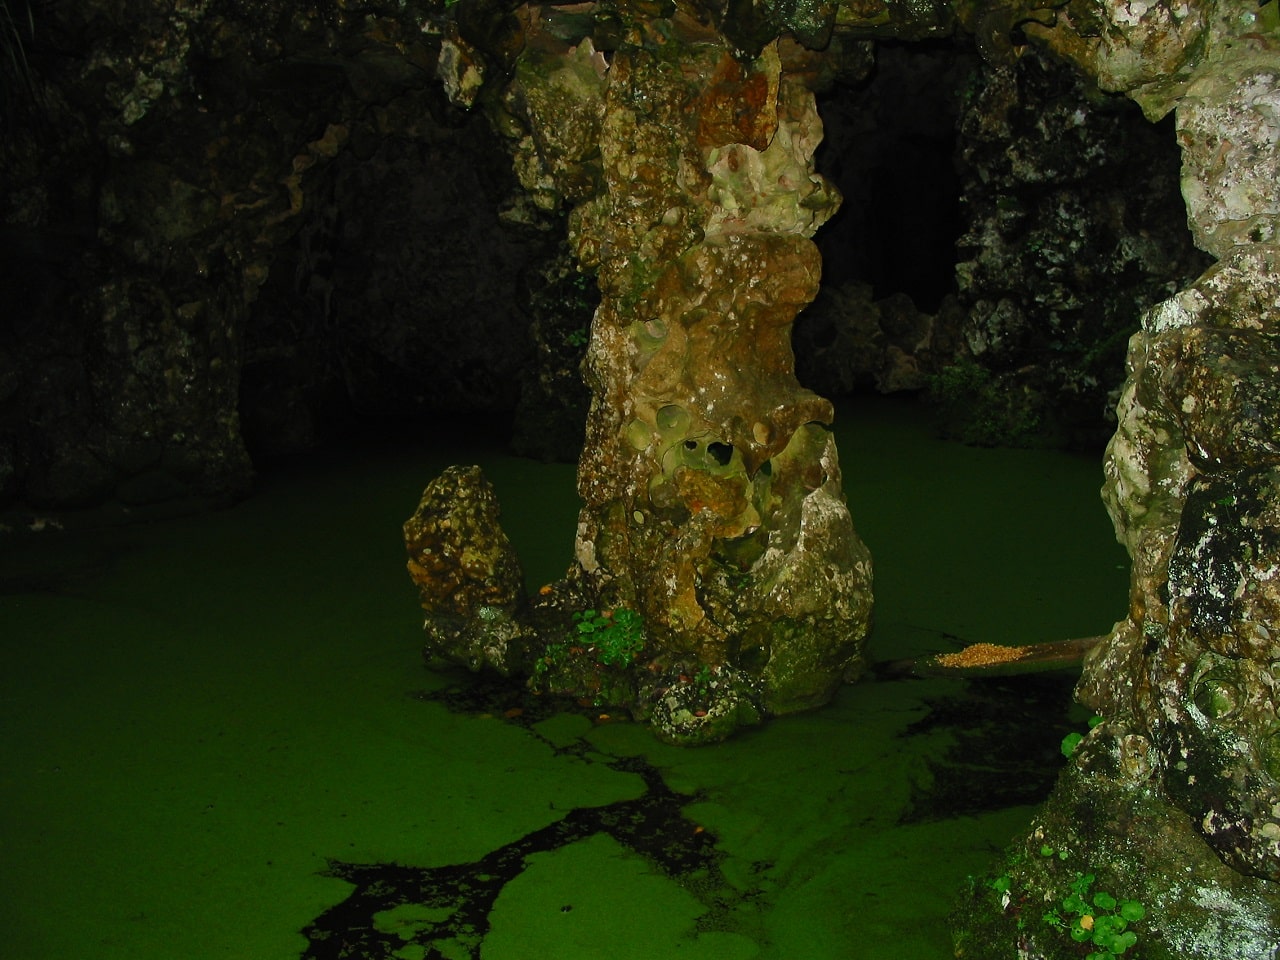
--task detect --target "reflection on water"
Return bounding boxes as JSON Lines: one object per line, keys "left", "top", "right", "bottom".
{"left": 0, "top": 397, "right": 1128, "bottom": 960}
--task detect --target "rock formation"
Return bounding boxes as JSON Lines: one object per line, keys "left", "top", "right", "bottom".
{"left": 4, "top": 0, "right": 1280, "bottom": 943}
{"left": 951, "top": 0, "right": 1280, "bottom": 956}
{"left": 425, "top": 10, "right": 877, "bottom": 743}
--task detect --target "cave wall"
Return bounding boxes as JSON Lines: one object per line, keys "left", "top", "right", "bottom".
{"left": 240, "top": 83, "right": 561, "bottom": 458}
{"left": 4, "top": 0, "right": 1280, "bottom": 948}
{"left": 0, "top": 0, "right": 566, "bottom": 518}
{"left": 0, "top": 0, "right": 1213, "bottom": 525}
{"left": 796, "top": 37, "right": 1210, "bottom": 449}
{"left": 943, "top": 46, "right": 1213, "bottom": 448}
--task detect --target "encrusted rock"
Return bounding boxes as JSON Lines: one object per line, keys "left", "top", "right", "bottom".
{"left": 419, "top": 13, "right": 874, "bottom": 743}
{"left": 1180, "top": 66, "right": 1280, "bottom": 258}
{"left": 954, "top": 6, "right": 1280, "bottom": 955}
{"left": 944, "top": 48, "right": 1209, "bottom": 448}
{"left": 403, "top": 465, "right": 530, "bottom": 674}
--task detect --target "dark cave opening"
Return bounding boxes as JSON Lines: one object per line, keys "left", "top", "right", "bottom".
{"left": 813, "top": 40, "right": 970, "bottom": 315}
{"left": 798, "top": 38, "right": 1208, "bottom": 452}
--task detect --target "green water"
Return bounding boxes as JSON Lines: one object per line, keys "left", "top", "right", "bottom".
{"left": 0, "top": 397, "right": 1128, "bottom": 959}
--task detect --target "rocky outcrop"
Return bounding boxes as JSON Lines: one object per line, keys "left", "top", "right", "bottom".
{"left": 951, "top": 0, "right": 1280, "bottom": 955}
{"left": 404, "top": 465, "right": 533, "bottom": 675}
{"left": 944, "top": 46, "right": 1210, "bottom": 448}
{"left": 424, "top": 12, "right": 876, "bottom": 743}
{"left": 797, "top": 37, "right": 1206, "bottom": 450}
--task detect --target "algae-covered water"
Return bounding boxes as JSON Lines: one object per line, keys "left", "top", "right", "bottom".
{"left": 0, "top": 397, "right": 1128, "bottom": 959}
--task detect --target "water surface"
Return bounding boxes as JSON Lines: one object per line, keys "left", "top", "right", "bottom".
{"left": 0, "top": 397, "right": 1128, "bottom": 959}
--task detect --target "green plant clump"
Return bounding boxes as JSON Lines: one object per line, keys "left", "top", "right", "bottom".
{"left": 531, "top": 640, "right": 571, "bottom": 680}
{"left": 572, "top": 607, "right": 645, "bottom": 667}
{"left": 1042, "top": 871, "right": 1145, "bottom": 958}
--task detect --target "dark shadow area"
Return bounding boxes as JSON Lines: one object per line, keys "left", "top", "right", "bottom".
{"left": 898, "top": 672, "right": 1087, "bottom": 823}
{"left": 814, "top": 40, "right": 968, "bottom": 314}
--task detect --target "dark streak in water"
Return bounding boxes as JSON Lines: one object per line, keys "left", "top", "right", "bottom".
{"left": 300, "top": 678, "right": 739, "bottom": 960}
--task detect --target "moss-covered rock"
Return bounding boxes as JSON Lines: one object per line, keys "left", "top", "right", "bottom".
{"left": 953, "top": 718, "right": 1280, "bottom": 960}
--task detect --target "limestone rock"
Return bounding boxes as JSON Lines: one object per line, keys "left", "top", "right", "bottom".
{"left": 945, "top": 48, "right": 1209, "bottom": 448}
{"left": 795, "top": 283, "right": 961, "bottom": 395}
{"left": 1180, "top": 66, "right": 1280, "bottom": 259}
{"left": 1090, "top": 245, "right": 1280, "bottom": 878}
{"left": 1015, "top": 0, "right": 1209, "bottom": 118}
{"left": 954, "top": 9, "right": 1280, "bottom": 951}
{"left": 404, "top": 465, "right": 530, "bottom": 675}
{"left": 446, "top": 16, "right": 874, "bottom": 742}
{"left": 963, "top": 250, "right": 1280, "bottom": 955}
{"left": 952, "top": 716, "right": 1280, "bottom": 960}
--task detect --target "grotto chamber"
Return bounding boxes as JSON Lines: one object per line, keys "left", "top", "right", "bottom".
{"left": 4, "top": 0, "right": 1280, "bottom": 956}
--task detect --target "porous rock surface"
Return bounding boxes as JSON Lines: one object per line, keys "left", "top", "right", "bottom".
{"left": 430, "top": 11, "right": 875, "bottom": 743}
{"left": 952, "top": 0, "right": 1280, "bottom": 955}
{"left": 404, "top": 465, "right": 532, "bottom": 675}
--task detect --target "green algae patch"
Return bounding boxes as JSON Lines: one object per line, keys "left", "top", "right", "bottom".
{"left": 481, "top": 834, "right": 706, "bottom": 959}
{"left": 2, "top": 399, "right": 1132, "bottom": 960}
{"left": 531, "top": 711, "right": 595, "bottom": 749}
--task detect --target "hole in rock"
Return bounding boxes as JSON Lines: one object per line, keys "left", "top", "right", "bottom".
{"left": 706, "top": 441, "right": 734, "bottom": 466}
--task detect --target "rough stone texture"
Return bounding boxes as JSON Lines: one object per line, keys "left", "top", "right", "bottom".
{"left": 1016, "top": 0, "right": 1210, "bottom": 116}
{"left": 2, "top": 1, "right": 373, "bottom": 512}
{"left": 433, "top": 12, "right": 874, "bottom": 743}
{"left": 1179, "top": 65, "right": 1280, "bottom": 258}
{"left": 0, "top": 0, "right": 565, "bottom": 515}
{"left": 242, "top": 95, "right": 559, "bottom": 459}
{"left": 795, "top": 281, "right": 966, "bottom": 394}
{"left": 797, "top": 39, "right": 1205, "bottom": 449}
{"left": 943, "top": 46, "right": 1210, "bottom": 448}
{"left": 404, "top": 465, "right": 532, "bottom": 675}
{"left": 952, "top": 0, "right": 1280, "bottom": 945}
{"left": 1092, "top": 246, "right": 1280, "bottom": 877}
{"left": 956, "top": 250, "right": 1280, "bottom": 957}
{"left": 952, "top": 716, "right": 1280, "bottom": 960}
{"left": 509, "top": 243, "right": 596, "bottom": 463}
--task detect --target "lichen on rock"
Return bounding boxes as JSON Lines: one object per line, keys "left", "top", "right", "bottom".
{"left": 952, "top": 1, "right": 1280, "bottom": 953}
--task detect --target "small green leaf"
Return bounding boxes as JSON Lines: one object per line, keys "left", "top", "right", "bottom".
{"left": 1111, "top": 930, "right": 1138, "bottom": 954}
{"left": 1061, "top": 732, "right": 1085, "bottom": 758}
{"left": 1118, "top": 900, "right": 1145, "bottom": 922}
{"left": 1093, "top": 891, "right": 1118, "bottom": 911}
{"left": 1092, "top": 913, "right": 1125, "bottom": 938}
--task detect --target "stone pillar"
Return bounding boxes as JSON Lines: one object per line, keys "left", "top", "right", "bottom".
{"left": 435, "top": 13, "right": 873, "bottom": 743}
{"left": 1090, "top": 59, "right": 1280, "bottom": 881}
